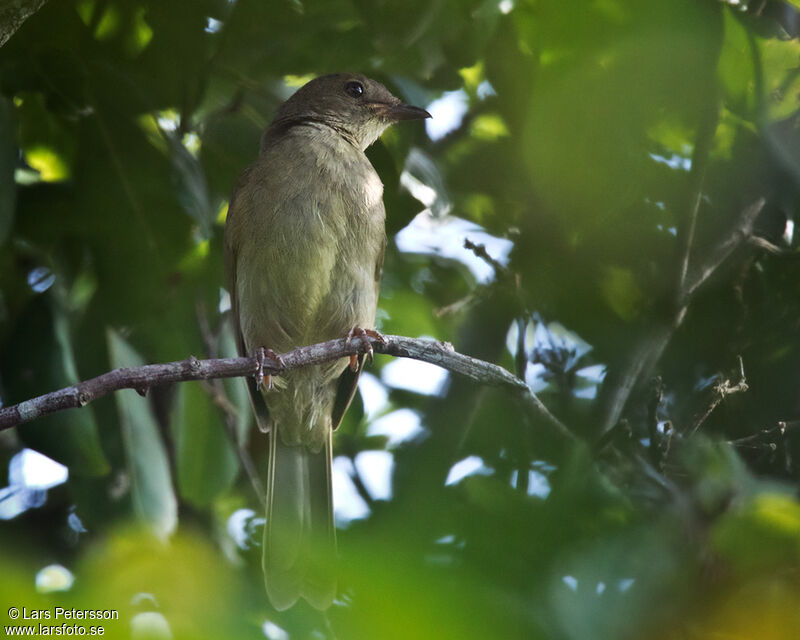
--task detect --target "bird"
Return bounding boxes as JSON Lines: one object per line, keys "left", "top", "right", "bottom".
{"left": 224, "top": 73, "right": 430, "bottom": 610}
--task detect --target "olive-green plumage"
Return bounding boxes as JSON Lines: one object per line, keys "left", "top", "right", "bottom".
{"left": 224, "top": 73, "right": 429, "bottom": 610}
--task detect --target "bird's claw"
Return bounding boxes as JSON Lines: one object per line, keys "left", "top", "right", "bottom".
{"left": 345, "top": 327, "right": 386, "bottom": 370}
{"left": 254, "top": 347, "right": 285, "bottom": 391}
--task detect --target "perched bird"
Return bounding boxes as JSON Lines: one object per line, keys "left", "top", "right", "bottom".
{"left": 224, "top": 73, "right": 430, "bottom": 610}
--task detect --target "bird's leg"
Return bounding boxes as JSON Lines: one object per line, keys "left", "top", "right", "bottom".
{"left": 254, "top": 347, "right": 285, "bottom": 391}
{"left": 345, "top": 327, "right": 387, "bottom": 371}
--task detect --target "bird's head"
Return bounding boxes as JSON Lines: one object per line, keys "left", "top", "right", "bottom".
{"left": 270, "top": 73, "right": 431, "bottom": 150}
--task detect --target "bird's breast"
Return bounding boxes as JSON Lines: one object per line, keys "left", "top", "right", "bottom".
{"left": 233, "top": 131, "right": 385, "bottom": 355}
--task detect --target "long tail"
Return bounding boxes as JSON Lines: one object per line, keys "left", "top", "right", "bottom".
{"left": 263, "top": 426, "right": 336, "bottom": 611}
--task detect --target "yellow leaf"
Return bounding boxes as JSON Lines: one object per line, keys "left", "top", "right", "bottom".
{"left": 24, "top": 146, "right": 69, "bottom": 182}
{"left": 600, "top": 266, "right": 643, "bottom": 322}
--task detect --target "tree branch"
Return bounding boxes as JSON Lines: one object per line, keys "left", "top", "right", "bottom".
{"left": 0, "top": 334, "right": 569, "bottom": 437}
{"left": 598, "top": 197, "right": 766, "bottom": 436}
{"left": 0, "top": 0, "right": 48, "bottom": 48}
{"left": 680, "top": 198, "right": 766, "bottom": 304}
{"left": 729, "top": 419, "right": 800, "bottom": 449}
{"left": 674, "top": 85, "right": 721, "bottom": 296}
{"left": 688, "top": 356, "right": 748, "bottom": 435}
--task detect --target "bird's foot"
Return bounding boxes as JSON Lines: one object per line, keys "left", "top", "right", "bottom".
{"left": 254, "top": 347, "right": 285, "bottom": 391}
{"left": 345, "top": 327, "right": 386, "bottom": 371}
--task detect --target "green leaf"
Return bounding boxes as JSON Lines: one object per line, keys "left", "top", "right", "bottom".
{"left": 107, "top": 328, "right": 177, "bottom": 539}
{"left": 718, "top": 9, "right": 756, "bottom": 115}
{"left": 50, "top": 306, "right": 109, "bottom": 475}
{"left": 5, "top": 295, "right": 109, "bottom": 476}
{"left": 761, "top": 36, "right": 800, "bottom": 121}
{"left": 712, "top": 492, "right": 800, "bottom": 575}
{"left": 219, "top": 320, "right": 253, "bottom": 446}
{"left": 379, "top": 289, "right": 441, "bottom": 338}
{"left": 169, "top": 134, "right": 214, "bottom": 238}
{"left": 15, "top": 92, "right": 75, "bottom": 183}
{"left": 170, "top": 380, "right": 238, "bottom": 508}
{"left": 600, "top": 266, "right": 644, "bottom": 322}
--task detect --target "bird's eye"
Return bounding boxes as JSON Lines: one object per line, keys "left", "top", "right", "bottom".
{"left": 345, "top": 81, "right": 364, "bottom": 98}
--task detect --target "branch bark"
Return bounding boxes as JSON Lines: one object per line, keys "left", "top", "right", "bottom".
{"left": 0, "top": 334, "right": 569, "bottom": 437}
{"left": 0, "top": 0, "right": 48, "bottom": 47}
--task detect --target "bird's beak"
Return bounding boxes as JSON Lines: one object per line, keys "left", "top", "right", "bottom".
{"left": 388, "top": 103, "right": 432, "bottom": 121}
{"left": 370, "top": 102, "right": 431, "bottom": 121}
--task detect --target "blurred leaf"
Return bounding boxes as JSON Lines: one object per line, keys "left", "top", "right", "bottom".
{"left": 219, "top": 319, "right": 253, "bottom": 445}
{"left": 0, "top": 96, "right": 16, "bottom": 244}
{"left": 170, "top": 381, "right": 238, "bottom": 508}
{"left": 470, "top": 113, "right": 509, "bottom": 141}
{"left": 458, "top": 60, "right": 485, "bottom": 94}
{"left": 107, "top": 328, "right": 177, "bottom": 540}
{"left": 15, "top": 92, "right": 76, "bottom": 183}
{"left": 718, "top": 9, "right": 757, "bottom": 116}
{"left": 169, "top": 134, "right": 214, "bottom": 238}
{"left": 696, "top": 577, "right": 800, "bottom": 640}
{"left": 378, "top": 288, "right": 441, "bottom": 337}
{"left": 401, "top": 147, "right": 450, "bottom": 218}
{"left": 647, "top": 118, "right": 694, "bottom": 156}
{"left": 198, "top": 100, "right": 264, "bottom": 199}
{"left": 712, "top": 492, "right": 800, "bottom": 575}
{"left": 3, "top": 294, "right": 108, "bottom": 475}
{"left": 678, "top": 438, "right": 755, "bottom": 514}
{"left": 522, "top": 0, "right": 722, "bottom": 224}
{"left": 50, "top": 302, "right": 109, "bottom": 474}
{"left": 761, "top": 35, "right": 800, "bottom": 121}
{"left": 600, "top": 266, "right": 644, "bottom": 322}
{"left": 78, "top": 528, "right": 254, "bottom": 640}
{"left": 336, "top": 541, "right": 534, "bottom": 640}
{"left": 547, "top": 527, "right": 691, "bottom": 640}
{"left": 24, "top": 145, "right": 70, "bottom": 181}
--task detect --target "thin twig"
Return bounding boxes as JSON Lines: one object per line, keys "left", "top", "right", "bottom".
{"left": 748, "top": 235, "right": 784, "bottom": 254}
{"left": 681, "top": 199, "right": 766, "bottom": 304}
{"left": 463, "top": 237, "right": 508, "bottom": 277}
{"left": 447, "top": 236, "right": 529, "bottom": 321}
{"left": 348, "top": 457, "right": 375, "bottom": 509}
{"left": 199, "top": 379, "right": 241, "bottom": 419}
{"left": 514, "top": 316, "right": 528, "bottom": 380}
{"left": 1, "top": 335, "right": 571, "bottom": 439}
{"left": 674, "top": 94, "right": 720, "bottom": 296}
{"left": 729, "top": 420, "right": 800, "bottom": 449}
{"left": 689, "top": 356, "right": 748, "bottom": 435}
{"left": 647, "top": 377, "right": 664, "bottom": 466}
{"left": 435, "top": 294, "right": 478, "bottom": 317}
{"left": 599, "top": 198, "right": 765, "bottom": 435}
{"left": 434, "top": 239, "right": 508, "bottom": 317}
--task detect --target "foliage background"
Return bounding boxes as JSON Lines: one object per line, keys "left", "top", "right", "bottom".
{"left": 1, "top": 0, "right": 800, "bottom": 638}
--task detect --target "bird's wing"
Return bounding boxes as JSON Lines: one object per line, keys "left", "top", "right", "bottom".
{"left": 330, "top": 231, "right": 386, "bottom": 431}
{"left": 225, "top": 168, "right": 273, "bottom": 433}
{"left": 331, "top": 355, "right": 364, "bottom": 432}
